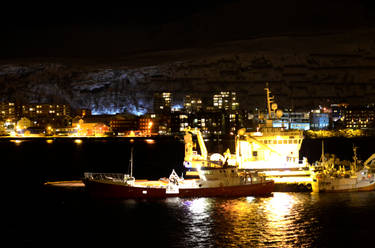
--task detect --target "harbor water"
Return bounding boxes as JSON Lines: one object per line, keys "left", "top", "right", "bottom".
{"left": 4, "top": 137, "right": 375, "bottom": 247}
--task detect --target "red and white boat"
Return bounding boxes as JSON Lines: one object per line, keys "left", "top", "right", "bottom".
{"left": 84, "top": 136, "right": 274, "bottom": 198}
{"left": 84, "top": 167, "right": 274, "bottom": 199}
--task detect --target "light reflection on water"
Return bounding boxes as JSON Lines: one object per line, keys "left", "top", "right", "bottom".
{"left": 166, "top": 193, "right": 321, "bottom": 248}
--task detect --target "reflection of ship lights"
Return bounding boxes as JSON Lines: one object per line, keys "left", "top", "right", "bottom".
{"left": 185, "top": 198, "right": 209, "bottom": 214}
{"left": 145, "top": 139, "right": 155, "bottom": 144}
{"left": 46, "top": 139, "right": 54, "bottom": 144}
{"left": 264, "top": 193, "right": 297, "bottom": 220}
{"left": 10, "top": 139, "right": 23, "bottom": 145}
{"left": 74, "top": 139, "right": 83, "bottom": 144}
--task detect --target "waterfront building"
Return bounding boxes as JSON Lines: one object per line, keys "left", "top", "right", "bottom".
{"left": 17, "top": 117, "right": 33, "bottom": 130}
{"left": 272, "top": 110, "right": 310, "bottom": 130}
{"left": 110, "top": 114, "right": 139, "bottom": 135}
{"left": 188, "top": 110, "right": 227, "bottom": 136}
{"left": 153, "top": 92, "right": 172, "bottom": 113}
{"left": 72, "top": 119, "right": 110, "bottom": 136}
{"left": 310, "top": 109, "right": 330, "bottom": 130}
{"left": 21, "top": 103, "right": 71, "bottom": 118}
{"left": 331, "top": 103, "right": 349, "bottom": 122}
{"left": 76, "top": 108, "right": 92, "bottom": 117}
{"left": 0, "top": 102, "right": 16, "bottom": 121}
{"left": 183, "top": 95, "right": 203, "bottom": 113}
{"left": 213, "top": 91, "right": 239, "bottom": 111}
{"left": 170, "top": 111, "right": 189, "bottom": 133}
{"left": 139, "top": 113, "right": 171, "bottom": 135}
{"left": 343, "top": 106, "right": 375, "bottom": 129}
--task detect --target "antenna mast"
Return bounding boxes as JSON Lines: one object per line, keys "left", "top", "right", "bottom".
{"left": 130, "top": 146, "right": 134, "bottom": 178}
{"left": 265, "top": 82, "right": 275, "bottom": 119}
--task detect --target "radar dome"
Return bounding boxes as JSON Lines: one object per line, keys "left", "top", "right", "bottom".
{"left": 276, "top": 109, "right": 283, "bottom": 118}
{"left": 210, "top": 153, "right": 225, "bottom": 162}
{"left": 238, "top": 128, "right": 246, "bottom": 135}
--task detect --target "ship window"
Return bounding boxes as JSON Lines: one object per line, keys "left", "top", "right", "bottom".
{"left": 253, "top": 151, "right": 258, "bottom": 157}
{"left": 278, "top": 140, "right": 282, "bottom": 144}
{"left": 283, "top": 140, "right": 287, "bottom": 144}
{"left": 293, "top": 140, "right": 298, "bottom": 144}
{"left": 273, "top": 140, "right": 277, "bottom": 144}
{"left": 288, "top": 140, "right": 293, "bottom": 144}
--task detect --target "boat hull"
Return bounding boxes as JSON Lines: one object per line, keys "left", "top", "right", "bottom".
{"left": 84, "top": 180, "right": 274, "bottom": 199}
{"left": 312, "top": 178, "right": 375, "bottom": 193}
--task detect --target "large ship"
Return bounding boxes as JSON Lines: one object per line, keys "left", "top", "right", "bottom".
{"left": 184, "top": 85, "right": 312, "bottom": 190}
{"left": 311, "top": 146, "right": 375, "bottom": 192}
{"left": 84, "top": 142, "right": 274, "bottom": 199}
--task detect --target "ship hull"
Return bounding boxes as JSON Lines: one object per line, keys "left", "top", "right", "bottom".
{"left": 312, "top": 178, "right": 375, "bottom": 193}
{"left": 84, "top": 180, "right": 274, "bottom": 199}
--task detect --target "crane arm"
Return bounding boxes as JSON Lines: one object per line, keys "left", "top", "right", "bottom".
{"left": 184, "top": 127, "right": 207, "bottom": 160}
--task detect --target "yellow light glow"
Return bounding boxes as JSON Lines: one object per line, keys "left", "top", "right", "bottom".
{"left": 10, "top": 139, "right": 23, "bottom": 145}
{"left": 46, "top": 139, "right": 54, "bottom": 144}
{"left": 74, "top": 139, "right": 83, "bottom": 144}
{"left": 264, "top": 193, "right": 297, "bottom": 222}
{"left": 145, "top": 139, "right": 155, "bottom": 144}
{"left": 186, "top": 198, "right": 210, "bottom": 214}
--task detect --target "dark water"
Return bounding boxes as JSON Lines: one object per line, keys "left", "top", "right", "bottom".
{"left": 4, "top": 137, "right": 375, "bottom": 247}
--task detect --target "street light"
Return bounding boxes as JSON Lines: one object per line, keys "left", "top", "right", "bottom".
{"left": 148, "top": 121, "right": 153, "bottom": 136}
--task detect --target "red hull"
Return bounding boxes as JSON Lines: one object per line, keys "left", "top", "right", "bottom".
{"left": 84, "top": 180, "right": 274, "bottom": 199}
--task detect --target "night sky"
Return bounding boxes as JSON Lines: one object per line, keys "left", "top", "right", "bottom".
{"left": 2, "top": 0, "right": 375, "bottom": 62}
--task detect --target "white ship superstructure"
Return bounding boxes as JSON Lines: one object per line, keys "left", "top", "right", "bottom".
{"left": 184, "top": 84, "right": 312, "bottom": 189}
{"left": 235, "top": 126, "right": 306, "bottom": 170}
{"left": 235, "top": 85, "right": 308, "bottom": 172}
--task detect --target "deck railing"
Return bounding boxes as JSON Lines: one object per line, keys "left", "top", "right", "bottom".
{"left": 84, "top": 172, "right": 127, "bottom": 182}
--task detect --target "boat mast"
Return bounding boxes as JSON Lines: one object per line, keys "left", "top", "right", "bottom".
{"left": 352, "top": 145, "right": 357, "bottom": 171}
{"left": 321, "top": 140, "right": 325, "bottom": 162}
{"left": 130, "top": 146, "right": 134, "bottom": 178}
{"left": 265, "top": 83, "right": 273, "bottom": 119}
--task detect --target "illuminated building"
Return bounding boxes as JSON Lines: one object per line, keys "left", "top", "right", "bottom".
{"left": 72, "top": 119, "right": 110, "bottom": 136}
{"left": 272, "top": 110, "right": 310, "bottom": 130}
{"left": 153, "top": 92, "right": 172, "bottom": 113}
{"left": 77, "top": 108, "right": 92, "bottom": 117}
{"left": 331, "top": 103, "right": 348, "bottom": 122}
{"left": 21, "top": 104, "right": 71, "bottom": 118}
{"left": 310, "top": 108, "right": 330, "bottom": 130}
{"left": 343, "top": 106, "right": 375, "bottom": 129}
{"left": 110, "top": 114, "right": 139, "bottom": 135}
{"left": 17, "top": 117, "right": 32, "bottom": 130}
{"left": 139, "top": 113, "right": 171, "bottom": 135}
{"left": 170, "top": 112, "right": 189, "bottom": 133}
{"left": 183, "top": 95, "right": 203, "bottom": 113}
{"left": 213, "top": 91, "right": 239, "bottom": 111}
{"left": 0, "top": 102, "right": 16, "bottom": 121}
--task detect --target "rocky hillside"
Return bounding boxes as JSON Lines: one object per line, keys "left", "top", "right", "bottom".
{"left": 1, "top": 29, "right": 375, "bottom": 114}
